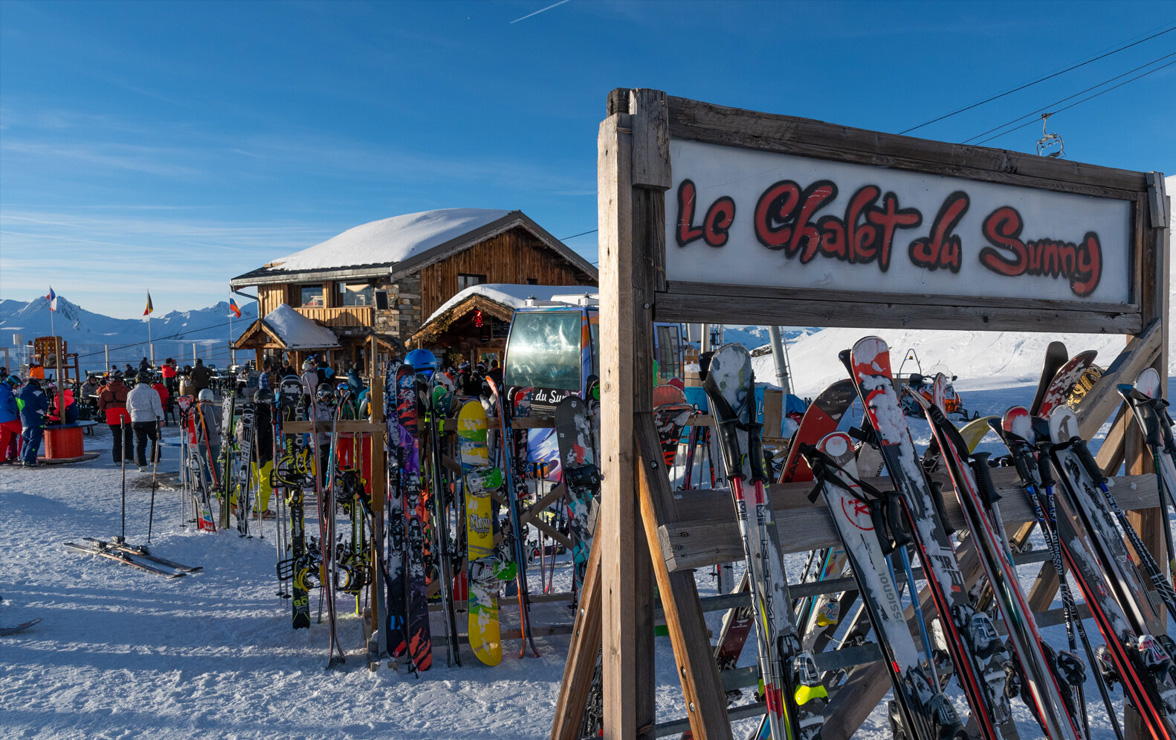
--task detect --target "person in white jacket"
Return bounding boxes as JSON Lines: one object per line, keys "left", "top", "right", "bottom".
{"left": 127, "top": 371, "right": 165, "bottom": 471}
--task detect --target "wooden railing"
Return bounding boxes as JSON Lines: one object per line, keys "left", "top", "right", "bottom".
{"left": 295, "top": 305, "right": 373, "bottom": 328}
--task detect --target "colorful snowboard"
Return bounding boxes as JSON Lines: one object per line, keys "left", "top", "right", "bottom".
{"left": 458, "top": 400, "right": 502, "bottom": 667}
{"left": 554, "top": 396, "right": 600, "bottom": 588}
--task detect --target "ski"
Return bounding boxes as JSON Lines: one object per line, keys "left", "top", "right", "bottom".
{"left": 1035, "top": 350, "right": 1098, "bottom": 420}
{"left": 1030, "top": 341, "right": 1070, "bottom": 417}
{"left": 842, "top": 336, "right": 1014, "bottom": 739}
{"left": 81, "top": 537, "right": 201, "bottom": 572}
{"left": 426, "top": 376, "right": 461, "bottom": 667}
{"left": 1117, "top": 367, "right": 1176, "bottom": 586}
{"left": 1048, "top": 407, "right": 1176, "bottom": 631}
{"left": 910, "top": 392, "right": 1083, "bottom": 740}
{"left": 0, "top": 617, "right": 43, "bottom": 636}
{"left": 702, "top": 344, "right": 826, "bottom": 740}
{"left": 64, "top": 541, "right": 185, "bottom": 578}
{"left": 804, "top": 432, "right": 965, "bottom": 740}
{"left": 383, "top": 362, "right": 411, "bottom": 667}
{"left": 990, "top": 407, "right": 1125, "bottom": 740}
{"left": 485, "top": 375, "right": 539, "bottom": 659}
{"left": 234, "top": 392, "right": 257, "bottom": 537}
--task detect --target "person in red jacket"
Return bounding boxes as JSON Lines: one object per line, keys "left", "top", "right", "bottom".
{"left": 98, "top": 374, "right": 133, "bottom": 464}
{"left": 151, "top": 377, "right": 172, "bottom": 426}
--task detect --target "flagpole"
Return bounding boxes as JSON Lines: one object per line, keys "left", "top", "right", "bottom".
{"left": 229, "top": 312, "right": 235, "bottom": 367}
{"left": 148, "top": 316, "right": 154, "bottom": 367}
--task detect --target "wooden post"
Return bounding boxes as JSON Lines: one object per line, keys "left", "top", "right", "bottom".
{"left": 598, "top": 94, "right": 644, "bottom": 740}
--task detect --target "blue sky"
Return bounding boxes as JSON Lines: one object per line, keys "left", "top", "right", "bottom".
{"left": 1, "top": 0, "right": 1173, "bottom": 318}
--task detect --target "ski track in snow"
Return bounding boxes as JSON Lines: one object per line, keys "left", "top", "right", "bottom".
{"left": 1, "top": 366, "right": 1163, "bottom": 738}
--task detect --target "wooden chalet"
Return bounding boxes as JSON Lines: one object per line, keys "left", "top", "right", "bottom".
{"left": 230, "top": 209, "right": 597, "bottom": 370}
{"left": 409, "top": 283, "right": 598, "bottom": 365}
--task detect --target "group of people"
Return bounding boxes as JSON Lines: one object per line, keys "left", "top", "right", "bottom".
{"left": 93, "top": 370, "right": 170, "bottom": 471}
{"left": 0, "top": 369, "right": 70, "bottom": 467}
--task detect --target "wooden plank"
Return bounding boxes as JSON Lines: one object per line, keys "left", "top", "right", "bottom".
{"left": 629, "top": 89, "right": 672, "bottom": 191}
{"left": 1075, "top": 318, "right": 1162, "bottom": 440}
{"left": 660, "top": 470, "right": 1163, "bottom": 571}
{"left": 550, "top": 538, "right": 602, "bottom": 740}
{"left": 655, "top": 286, "right": 1141, "bottom": 335}
{"left": 597, "top": 109, "right": 641, "bottom": 740}
{"left": 665, "top": 95, "right": 1148, "bottom": 197}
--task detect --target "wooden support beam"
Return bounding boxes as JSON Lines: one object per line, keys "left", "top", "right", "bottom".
{"left": 659, "top": 468, "right": 1163, "bottom": 569}
{"left": 551, "top": 514, "right": 603, "bottom": 739}
{"left": 637, "top": 416, "right": 732, "bottom": 739}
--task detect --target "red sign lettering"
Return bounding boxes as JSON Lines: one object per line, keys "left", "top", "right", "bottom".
{"left": 979, "top": 206, "right": 1102, "bottom": 297}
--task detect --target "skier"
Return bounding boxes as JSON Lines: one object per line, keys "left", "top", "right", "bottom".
{"left": 127, "top": 371, "right": 165, "bottom": 471}
{"left": 151, "top": 375, "right": 173, "bottom": 426}
{"left": 78, "top": 375, "right": 102, "bottom": 419}
{"left": 17, "top": 378, "right": 48, "bottom": 467}
{"left": 160, "top": 358, "right": 178, "bottom": 398}
{"left": 98, "top": 374, "right": 133, "bottom": 464}
{"left": 0, "top": 375, "right": 21, "bottom": 464}
{"left": 189, "top": 358, "right": 213, "bottom": 395}
{"left": 44, "top": 383, "right": 78, "bottom": 425}
{"left": 300, "top": 359, "right": 319, "bottom": 407}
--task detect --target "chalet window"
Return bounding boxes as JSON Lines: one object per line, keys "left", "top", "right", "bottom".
{"left": 458, "top": 273, "right": 486, "bottom": 292}
{"left": 300, "top": 285, "right": 324, "bottom": 307}
{"left": 339, "top": 282, "right": 373, "bottom": 306}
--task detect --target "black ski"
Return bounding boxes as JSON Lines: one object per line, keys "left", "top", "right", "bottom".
{"left": 82, "top": 537, "right": 202, "bottom": 572}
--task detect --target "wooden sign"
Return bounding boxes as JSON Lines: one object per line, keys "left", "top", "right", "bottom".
{"left": 668, "top": 139, "right": 1132, "bottom": 304}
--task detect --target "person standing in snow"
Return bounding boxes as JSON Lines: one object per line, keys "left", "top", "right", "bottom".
{"left": 0, "top": 376, "right": 22, "bottom": 464}
{"left": 127, "top": 371, "right": 164, "bottom": 471}
{"left": 98, "top": 374, "right": 133, "bottom": 464}
{"left": 189, "top": 358, "right": 213, "bottom": 395}
{"left": 17, "top": 378, "right": 48, "bottom": 467}
{"left": 300, "top": 359, "right": 319, "bottom": 407}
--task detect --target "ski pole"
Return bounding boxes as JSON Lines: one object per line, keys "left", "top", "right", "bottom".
{"left": 147, "top": 420, "right": 159, "bottom": 544}
{"left": 120, "top": 417, "right": 127, "bottom": 543}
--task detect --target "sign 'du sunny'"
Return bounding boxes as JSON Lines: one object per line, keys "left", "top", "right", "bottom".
{"left": 666, "top": 139, "right": 1132, "bottom": 305}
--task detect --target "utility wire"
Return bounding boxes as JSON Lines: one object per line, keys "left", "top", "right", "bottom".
{"left": 963, "top": 49, "right": 1176, "bottom": 144}
{"left": 974, "top": 56, "right": 1176, "bottom": 147}
{"left": 899, "top": 22, "right": 1176, "bottom": 135}
{"left": 73, "top": 316, "right": 242, "bottom": 361}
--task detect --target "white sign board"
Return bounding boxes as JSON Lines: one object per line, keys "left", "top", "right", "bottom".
{"left": 666, "top": 140, "right": 1132, "bottom": 304}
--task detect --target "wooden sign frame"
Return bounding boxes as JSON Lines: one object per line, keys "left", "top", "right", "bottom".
{"left": 552, "top": 88, "right": 1170, "bottom": 740}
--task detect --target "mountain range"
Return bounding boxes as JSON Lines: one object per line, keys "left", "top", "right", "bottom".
{"left": 0, "top": 295, "right": 257, "bottom": 372}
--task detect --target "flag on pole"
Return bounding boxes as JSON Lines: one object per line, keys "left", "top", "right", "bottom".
{"left": 229, "top": 298, "right": 242, "bottom": 318}
{"left": 45, "top": 287, "right": 58, "bottom": 311}
{"left": 143, "top": 292, "right": 154, "bottom": 317}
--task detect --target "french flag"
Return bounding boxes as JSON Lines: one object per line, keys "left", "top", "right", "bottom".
{"left": 45, "top": 287, "right": 57, "bottom": 312}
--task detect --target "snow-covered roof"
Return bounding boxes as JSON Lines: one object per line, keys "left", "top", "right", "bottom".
{"left": 230, "top": 209, "right": 597, "bottom": 286}
{"left": 423, "top": 283, "right": 598, "bottom": 326}
{"left": 268, "top": 209, "right": 510, "bottom": 273}
{"left": 263, "top": 304, "right": 341, "bottom": 350}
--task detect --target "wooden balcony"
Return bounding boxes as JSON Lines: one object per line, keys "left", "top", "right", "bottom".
{"left": 295, "top": 305, "right": 374, "bottom": 328}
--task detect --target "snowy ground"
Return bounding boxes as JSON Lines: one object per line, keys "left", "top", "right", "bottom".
{"left": 0, "top": 362, "right": 1167, "bottom": 739}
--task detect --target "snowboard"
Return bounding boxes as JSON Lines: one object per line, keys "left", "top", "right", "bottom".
{"left": 399, "top": 367, "right": 432, "bottom": 672}
{"left": 554, "top": 396, "right": 600, "bottom": 588}
{"left": 458, "top": 400, "right": 502, "bottom": 667}
{"left": 0, "top": 617, "right": 43, "bottom": 636}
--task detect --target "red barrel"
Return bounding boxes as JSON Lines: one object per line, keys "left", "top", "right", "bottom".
{"left": 44, "top": 425, "right": 85, "bottom": 459}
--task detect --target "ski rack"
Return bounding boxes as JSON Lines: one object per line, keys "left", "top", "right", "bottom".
{"left": 551, "top": 89, "right": 1171, "bottom": 740}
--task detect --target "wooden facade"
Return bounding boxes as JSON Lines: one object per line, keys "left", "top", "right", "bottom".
{"left": 419, "top": 228, "right": 587, "bottom": 319}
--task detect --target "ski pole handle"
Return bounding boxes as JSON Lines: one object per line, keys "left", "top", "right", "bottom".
{"left": 968, "top": 453, "right": 1002, "bottom": 508}
{"left": 1071, "top": 439, "right": 1108, "bottom": 487}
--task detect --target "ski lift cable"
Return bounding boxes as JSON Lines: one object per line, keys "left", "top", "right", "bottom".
{"left": 899, "top": 22, "right": 1176, "bottom": 135}
{"left": 71, "top": 317, "right": 243, "bottom": 362}
{"left": 962, "top": 48, "right": 1176, "bottom": 144}
{"left": 973, "top": 56, "right": 1176, "bottom": 147}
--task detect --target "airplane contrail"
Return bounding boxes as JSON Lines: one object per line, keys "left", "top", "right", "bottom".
{"left": 510, "top": 0, "right": 571, "bottom": 24}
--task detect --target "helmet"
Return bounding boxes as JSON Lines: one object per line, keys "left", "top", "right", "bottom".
{"left": 255, "top": 388, "right": 274, "bottom": 404}
{"left": 5, "top": 375, "right": 19, "bottom": 387}
{"left": 316, "top": 385, "right": 335, "bottom": 401}
{"left": 405, "top": 349, "right": 437, "bottom": 376}
{"left": 137, "top": 371, "right": 151, "bottom": 384}
{"left": 198, "top": 389, "right": 215, "bottom": 402}
{"left": 302, "top": 359, "right": 316, "bottom": 371}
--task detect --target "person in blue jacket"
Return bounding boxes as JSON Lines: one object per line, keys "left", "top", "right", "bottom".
{"left": 0, "top": 376, "right": 20, "bottom": 464}
{"left": 17, "top": 378, "right": 48, "bottom": 467}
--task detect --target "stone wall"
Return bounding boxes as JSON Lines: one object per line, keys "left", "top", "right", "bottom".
{"left": 371, "top": 276, "right": 422, "bottom": 342}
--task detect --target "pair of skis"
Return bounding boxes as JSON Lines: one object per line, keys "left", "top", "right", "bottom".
{"left": 64, "top": 537, "right": 201, "bottom": 579}
{"left": 700, "top": 345, "right": 827, "bottom": 740}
